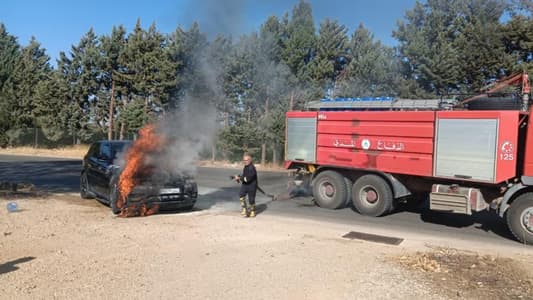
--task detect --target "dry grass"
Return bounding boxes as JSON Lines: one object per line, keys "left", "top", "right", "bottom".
{"left": 0, "top": 145, "right": 90, "bottom": 159}
{"left": 392, "top": 247, "right": 533, "bottom": 299}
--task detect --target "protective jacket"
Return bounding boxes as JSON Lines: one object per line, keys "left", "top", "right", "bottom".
{"left": 241, "top": 163, "right": 257, "bottom": 186}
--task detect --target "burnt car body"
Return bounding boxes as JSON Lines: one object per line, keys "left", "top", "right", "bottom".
{"left": 80, "top": 140, "right": 198, "bottom": 214}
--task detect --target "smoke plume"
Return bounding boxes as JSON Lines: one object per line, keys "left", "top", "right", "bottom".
{"left": 181, "top": 0, "right": 248, "bottom": 38}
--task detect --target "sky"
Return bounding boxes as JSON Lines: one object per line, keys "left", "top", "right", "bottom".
{"left": 1, "top": 0, "right": 419, "bottom": 65}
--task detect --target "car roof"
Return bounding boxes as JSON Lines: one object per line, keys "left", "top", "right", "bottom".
{"left": 96, "top": 140, "right": 132, "bottom": 144}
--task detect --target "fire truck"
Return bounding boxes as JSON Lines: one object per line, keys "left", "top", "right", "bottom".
{"left": 284, "top": 72, "right": 533, "bottom": 244}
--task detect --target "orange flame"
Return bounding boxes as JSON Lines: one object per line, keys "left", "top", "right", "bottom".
{"left": 117, "top": 124, "right": 164, "bottom": 215}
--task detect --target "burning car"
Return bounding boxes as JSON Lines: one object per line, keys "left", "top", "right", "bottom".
{"left": 80, "top": 140, "right": 198, "bottom": 214}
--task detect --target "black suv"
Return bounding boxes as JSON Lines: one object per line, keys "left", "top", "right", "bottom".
{"left": 80, "top": 140, "right": 198, "bottom": 214}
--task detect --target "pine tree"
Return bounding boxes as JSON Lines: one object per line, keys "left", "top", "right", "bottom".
{"left": 34, "top": 71, "right": 72, "bottom": 141}
{"left": 502, "top": 14, "right": 533, "bottom": 73}
{"left": 307, "top": 19, "right": 349, "bottom": 95}
{"left": 338, "top": 24, "right": 400, "bottom": 97}
{"left": 68, "top": 29, "right": 103, "bottom": 142}
{"left": 394, "top": 0, "right": 508, "bottom": 94}
{"left": 281, "top": 0, "right": 316, "bottom": 81}
{"left": 100, "top": 25, "right": 126, "bottom": 139}
{"left": 118, "top": 19, "right": 177, "bottom": 135}
{"left": 0, "top": 23, "right": 21, "bottom": 146}
{"left": 2, "top": 37, "right": 51, "bottom": 146}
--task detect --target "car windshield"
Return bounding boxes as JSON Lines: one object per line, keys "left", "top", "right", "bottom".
{"left": 109, "top": 142, "right": 131, "bottom": 159}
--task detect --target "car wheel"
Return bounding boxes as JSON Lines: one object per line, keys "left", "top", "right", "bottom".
{"left": 109, "top": 182, "right": 121, "bottom": 214}
{"left": 80, "top": 172, "right": 92, "bottom": 199}
{"left": 352, "top": 174, "right": 393, "bottom": 217}
{"left": 312, "top": 170, "right": 348, "bottom": 209}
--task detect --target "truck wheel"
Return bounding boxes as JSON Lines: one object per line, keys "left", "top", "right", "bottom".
{"left": 344, "top": 177, "right": 353, "bottom": 207}
{"left": 352, "top": 174, "right": 393, "bottom": 217}
{"left": 506, "top": 193, "right": 533, "bottom": 244}
{"left": 80, "top": 172, "right": 92, "bottom": 199}
{"left": 312, "top": 171, "right": 348, "bottom": 209}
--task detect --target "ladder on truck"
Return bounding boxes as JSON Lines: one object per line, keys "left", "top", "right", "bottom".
{"left": 306, "top": 72, "right": 531, "bottom": 112}
{"left": 305, "top": 96, "right": 457, "bottom": 111}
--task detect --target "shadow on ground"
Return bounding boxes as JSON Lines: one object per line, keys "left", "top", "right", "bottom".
{"left": 0, "top": 257, "right": 36, "bottom": 275}
{"left": 392, "top": 198, "right": 515, "bottom": 242}
{"left": 0, "top": 160, "right": 81, "bottom": 193}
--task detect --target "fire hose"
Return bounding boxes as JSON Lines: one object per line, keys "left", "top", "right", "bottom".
{"left": 229, "top": 175, "right": 277, "bottom": 201}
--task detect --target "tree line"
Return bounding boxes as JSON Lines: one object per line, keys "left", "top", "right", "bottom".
{"left": 1, "top": 0, "right": 533, "bottom": 163}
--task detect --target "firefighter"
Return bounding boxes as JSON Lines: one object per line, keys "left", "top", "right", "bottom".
{"left": 234, "top": 154, "right": 258, "bottom": 217}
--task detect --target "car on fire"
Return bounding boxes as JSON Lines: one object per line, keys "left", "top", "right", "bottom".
{"left": 80, "top": 140, "right": 198, "bottom": 214}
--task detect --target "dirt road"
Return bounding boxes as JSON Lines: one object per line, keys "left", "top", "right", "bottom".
{"left": 1, "top": 194, "right": 533, "bottom": 300}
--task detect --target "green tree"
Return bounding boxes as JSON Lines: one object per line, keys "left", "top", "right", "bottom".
{"left": 118, "top": 20, "right": 177, "bottom": 135}
{"left": 394, "top": 0, "right": 508, "bottom": 94}
{"left": 454, "top": 0, "right": 508, "bottom": 91}
{"left": 2, "top": 37, "right": 51, "bottom": 145}
{"left": 503, "top": 14, "right": 533, "bottom": 74}
{"left": 33, "top": 71, "right": 72, "bottom": 142}
{"left": 281, "top": 0, "right": 316, "bottom": 81}
{"left": 168, "top": 22, "right": 208, "bottom": 104}
{"left": 338, "top": 24, "right": 401, "bottom": 97}
{"left": 307, "top": 19, "right": 349, "bottom": 95}
{"left": 116, "top": 19, "right": 176, "bottom": 136}
{"left": 51, "top": 28, "right": 104, "bottom": 143}
{"left": 100, "top": 25, "right": 126, "bottom": 139}
{"left": 0, "top": 23, "right": 21, "bottom": 146}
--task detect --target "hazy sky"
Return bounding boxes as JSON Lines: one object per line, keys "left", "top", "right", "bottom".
{"left": 1, "top": 0, "right": 419, "bottom": 63}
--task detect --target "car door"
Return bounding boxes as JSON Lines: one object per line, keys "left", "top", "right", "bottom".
{"left": 92, "top": 142, "right": 113, "bottom": 198}
{"left": 85, "top": 142, "right": 101, "bottom": 195}
{"left": 99, "top": 142, "right": 117, "bottom": 197}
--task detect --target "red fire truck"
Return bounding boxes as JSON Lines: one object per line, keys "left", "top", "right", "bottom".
{"left": 284, "top": 72, "right": 533, "bottom": 244}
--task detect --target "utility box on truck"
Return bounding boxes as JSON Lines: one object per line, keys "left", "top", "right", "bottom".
{"left": 284, "top": 72, "right": 533, "bottom": 244}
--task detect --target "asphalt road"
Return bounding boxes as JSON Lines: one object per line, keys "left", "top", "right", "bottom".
{"left": 0, "top": 154, "right": 525, "bottom": 248}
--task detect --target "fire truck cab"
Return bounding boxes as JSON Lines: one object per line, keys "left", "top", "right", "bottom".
{"left": 284, "top": 72, "right": 533, "bottom": 244}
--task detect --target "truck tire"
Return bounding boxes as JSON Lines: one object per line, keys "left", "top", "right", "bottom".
{"left": 344, "top": 177, "right": 353, "bottom": 207}
{"left": 312, "top": 170, "right": 348, "bottom": 209}
{"left": 352, "top": 174, "right": 393, "bottom": 217}
{"left": 506, "top": 193, "right": 533, "bottom": 244}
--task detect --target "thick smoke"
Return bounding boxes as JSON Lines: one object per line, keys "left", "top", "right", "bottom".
{"left": 144, "top": 0, "right": 296, "bottom": 180}
{"left": 153, "top": 96, "right": 218, "bottom": 177}
{"left": 146, "top": 1, "right": 240, "bottom": 178}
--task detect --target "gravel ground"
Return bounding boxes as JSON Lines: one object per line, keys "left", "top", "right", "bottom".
{"left": 1, "top": 194, "right": 532, "bottom": 300}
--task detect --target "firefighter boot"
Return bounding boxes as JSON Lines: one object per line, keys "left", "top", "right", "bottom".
{"left": 249, "top": 204, "right": 256, "bottom": 218}
{"left": 240, "top": 197, "right": 248, "bottom": 217}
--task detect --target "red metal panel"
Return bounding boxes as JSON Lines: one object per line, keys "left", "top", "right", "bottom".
{"left": 495, "top": 111, "right": 519, "bottom": 182}
{"left": 286, "top": 111, "right": 318, "bottom": 118}
{"left": 316, "top": 147, "right": 433, "bottom": 177}
{"left": 318, "top": 120, "right": 434, "bottom": 137}
{"left": 317, "top": 134, "right": 434, "bottom": 154}
{"left": 317, "top": 111, "right": 435, "bottom": 122}
{"left": 314, "top": 111, "right": 436, "bottom": 176}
